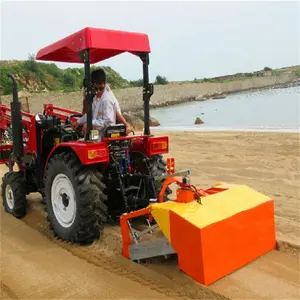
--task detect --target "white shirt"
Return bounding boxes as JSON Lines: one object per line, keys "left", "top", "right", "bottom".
{"left": 78, "top": 89, "right": 116, "bottom": 140}
{"left": 106, "top": 84, "right": 121, "bottom": 114}
{"left": 81, "top": 84, "right": 121, "bottom": 114}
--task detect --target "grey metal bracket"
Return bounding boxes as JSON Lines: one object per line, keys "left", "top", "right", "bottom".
{"left": 154, "top": 169, "right": 191, "bottom": 182}
{"left": 129, "top": 236, "right": 176, "bottom": 261}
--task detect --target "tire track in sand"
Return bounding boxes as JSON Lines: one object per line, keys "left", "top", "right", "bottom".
{"left": 22, "top": 195, "right": 300, "bottom": 300}
{"left": 0, "top": 282, "right": 19, "bottom": 299}
{"left": 2, "top": 162, "right": 299, "bottom": 300}
{"left": 20, "top": 198, "right": 227, "bottom": 300}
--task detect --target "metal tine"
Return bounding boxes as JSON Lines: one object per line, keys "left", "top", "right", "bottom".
{"left": 137, "top": 224, "right": 159, "bottom": 239}
{"left": 146, "top": 218, "right": 153, "bottom": 233}
{"left": 127, "top": 220, "right": 139, "bottom": 244}
{"left": 128, "top": 222, "right": 160, "bottom": 243}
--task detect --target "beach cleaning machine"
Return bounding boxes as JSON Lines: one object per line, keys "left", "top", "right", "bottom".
{"left": 120, "top": 159, "right": 276, "bottom": 286}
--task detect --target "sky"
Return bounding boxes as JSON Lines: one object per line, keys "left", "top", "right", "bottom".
{"left": 0, "top": 0, "right": 299, "bottom": 82}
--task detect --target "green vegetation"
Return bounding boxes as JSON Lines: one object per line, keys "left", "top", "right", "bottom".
{"left": 190, "top": 66, "right": 300, "bottom": 84}
{"left": 128, "top": 75, "right": 169, "bottom": 87}
{"left": 264, "top": 66, "right": 272, "bottom": 71}
{"left": 0, "top": 54, "right": 131, "bottom": 95}
{"left": 0, "top": 55, "right": 299, "bottom": 96}
{"left": 129, "top": 78, "right": 143, "bottom": 87}
{"left": 154, "top": 75, "right": 168, "bottom": 85}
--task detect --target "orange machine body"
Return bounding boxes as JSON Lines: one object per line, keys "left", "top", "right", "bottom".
{"left": 120, "top": 170, "right": 276, "bottom": 286}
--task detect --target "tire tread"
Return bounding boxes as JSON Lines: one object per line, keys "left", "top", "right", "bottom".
{"left": 44, "top": 152, "right": 108, "bottom": 245}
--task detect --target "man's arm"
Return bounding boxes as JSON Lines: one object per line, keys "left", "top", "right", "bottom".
{"left": 77, "top": 113, "right": 86, "bottom": 125}
{"left": 77, "top": 97, "right": 95, "bottom": 125}
{"left": 116, "top": 111, "right": 127, "bottom": 126}
{"left": 116, "top": 111, "right": 132, "bottom": 134}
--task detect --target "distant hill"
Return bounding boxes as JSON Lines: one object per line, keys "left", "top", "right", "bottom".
{"left": 1, "top": 56, "right": 299, "bottom": 96}
{"left": 0, "top": 56, "right": 131, "bottom": 95}
{"left": 176, "top": 65, "right": 300, "bottom": 84}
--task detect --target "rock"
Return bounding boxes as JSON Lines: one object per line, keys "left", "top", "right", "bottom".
{"left": 212, "top": 92, "right": 227, "bottom": 99}
{"left": 150, "top": 116, "right": 160, "bottom": 126}
{"left": 212, "top": 95, "right": 226, "bottom": 99}
{"left": 196, "top": 95, "right": 206, "bottom": 101}
{"left": 128, "top": 111, "right": 160, "bottom": 127}
{"left": 194, "top": 117, "right": 204, "bottom": 125}
{"left": 18, "top": 91, "right": 31, "bottom": 98}
{"left": 123, "top": 112, "right": 144, "bottom": 130}
{"left": 135, "top": 110, "right": 144, "bottom": 121}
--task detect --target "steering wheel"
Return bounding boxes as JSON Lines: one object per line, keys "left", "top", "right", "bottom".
{"left": 63, "top": 114, "right": 84, "bottom": 138}
{"left": 61, "top": 122, "right": 84, "bottom": 139}
{"left": 65, "top": 114, "right": 83, "bottom": 125}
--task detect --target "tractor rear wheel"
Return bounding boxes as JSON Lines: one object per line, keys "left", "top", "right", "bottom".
{"left": 44, "top": 152, "right": 108, "bottom": 245}
{"left": 149, "top": 155, "right": 172, "bottom": 200}
{"left": 1, "top": 171, "right": 27, "bottom": 218}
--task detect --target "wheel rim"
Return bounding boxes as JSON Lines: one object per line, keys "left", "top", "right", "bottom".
{"left": 51, "top": 174, "right": 76, "bottom": 228}
{"left": 5, "top": 184, "right": 14, "bottom": 210}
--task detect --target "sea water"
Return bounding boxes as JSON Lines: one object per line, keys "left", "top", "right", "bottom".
{"left": 150, "top": 85, "right": 300, "bottom": 133}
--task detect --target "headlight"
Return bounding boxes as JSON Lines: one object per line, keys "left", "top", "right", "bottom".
{"left": 90, "top": 129, "right": 99, "bottom": 141}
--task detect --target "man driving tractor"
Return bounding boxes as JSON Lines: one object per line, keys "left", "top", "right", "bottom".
{"left": 79, "top": 69, "right": 131, "bottom": 138}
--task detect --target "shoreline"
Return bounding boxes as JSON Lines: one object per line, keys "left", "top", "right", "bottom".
{"left": 150, "top": 126, "right": 300, "bottom": 134}
{"left": 114, "top": 73, "right": 299, "bottom": 113}
{"left": 0, "top": 70, "right": 298, "bottom": 118}
{"left": 146, "top": 79, "right": 300, "bottom": 112}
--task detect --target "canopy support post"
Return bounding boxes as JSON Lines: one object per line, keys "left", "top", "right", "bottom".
{"left": 79, "top": 49, "right": 92, "bottom": 140}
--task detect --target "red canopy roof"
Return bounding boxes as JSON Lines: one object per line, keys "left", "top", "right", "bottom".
{"left": 36, "top": 27, "right": 151, "bottom": 64}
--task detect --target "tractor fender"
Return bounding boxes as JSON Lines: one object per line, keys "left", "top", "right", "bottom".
{"left": 44, "top": 141, "right": 109, "bottom": 172}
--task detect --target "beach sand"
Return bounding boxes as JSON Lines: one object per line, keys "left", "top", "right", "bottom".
{"left": 163, "top": 131, "right": 300, "bottom": 246}
{"left": 0, "top": 131, "right": 299, "bottom": 299}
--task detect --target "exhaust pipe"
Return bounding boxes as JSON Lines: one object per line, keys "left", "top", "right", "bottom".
{"left": 7, "top": 73, "right": 23, "bottom": 162}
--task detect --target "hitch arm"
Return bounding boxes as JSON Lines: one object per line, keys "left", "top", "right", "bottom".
{"left": 154, "top": 169, "right": 190, "bottom": 182}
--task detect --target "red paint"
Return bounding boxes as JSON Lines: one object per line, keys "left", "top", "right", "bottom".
{"left": 0, "top": 105, "right": 37, "bottom": 154}
{"left": 146, "top": 136, "right": 169, "bottom": 156}
{"left": 44, "top": 141, "right": 109, "bottom": 171}
{"left": 36, "top": 27, "right": 150, "bottom": 64}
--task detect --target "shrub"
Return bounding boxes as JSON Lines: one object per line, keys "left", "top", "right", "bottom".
{"left": 155, "top": 75, "right": 168, "bottom": 85}
{"left": 129, "top": 79, "right": 143, "bottom": 87}
{"left": 264, "top": 67, "right": 272, "bottom": 71}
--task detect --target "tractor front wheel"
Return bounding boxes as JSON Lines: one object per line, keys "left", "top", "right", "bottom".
{"left": 1, "top": 171, "right": 27, "bottom": 218}
{"left": 44, "top": 152, "right": 108, "bottom": 245}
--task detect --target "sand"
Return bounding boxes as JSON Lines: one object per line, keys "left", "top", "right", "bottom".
{"left": 164, "top": 131, "right": 300, "bottom": 246}
{"left": 0, "top": 131, "right": 299, "bottom": 299}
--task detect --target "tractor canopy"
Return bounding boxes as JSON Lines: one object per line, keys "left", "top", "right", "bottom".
{"left": 35, "top": 27, "right": 151, "bottom": 63}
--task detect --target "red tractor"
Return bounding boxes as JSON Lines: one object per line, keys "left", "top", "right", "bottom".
{"left": 0, "top": 27, "right": 176, "bottom": 244}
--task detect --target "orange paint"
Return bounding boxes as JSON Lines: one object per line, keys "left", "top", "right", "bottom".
{"left": 120, "top": 207, "right": 152, "bottom": 259}
{"left": 169, "top": 199, "right": 276, "bottom": 286}
{"left": 158, "top": 176, "right": 182, "bottom": 203}
{"left": 176, "top": 189, "right": 195, "bottom": 203}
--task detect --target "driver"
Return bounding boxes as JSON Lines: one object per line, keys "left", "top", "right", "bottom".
{"left": 105, "top": 84, "right": 131, "bottom": 133}
{"left": 72, "top": 68, "right": 116, "bottom": 141}
{"left": 81, "top": 77, "right": 131, "bottom": 134}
